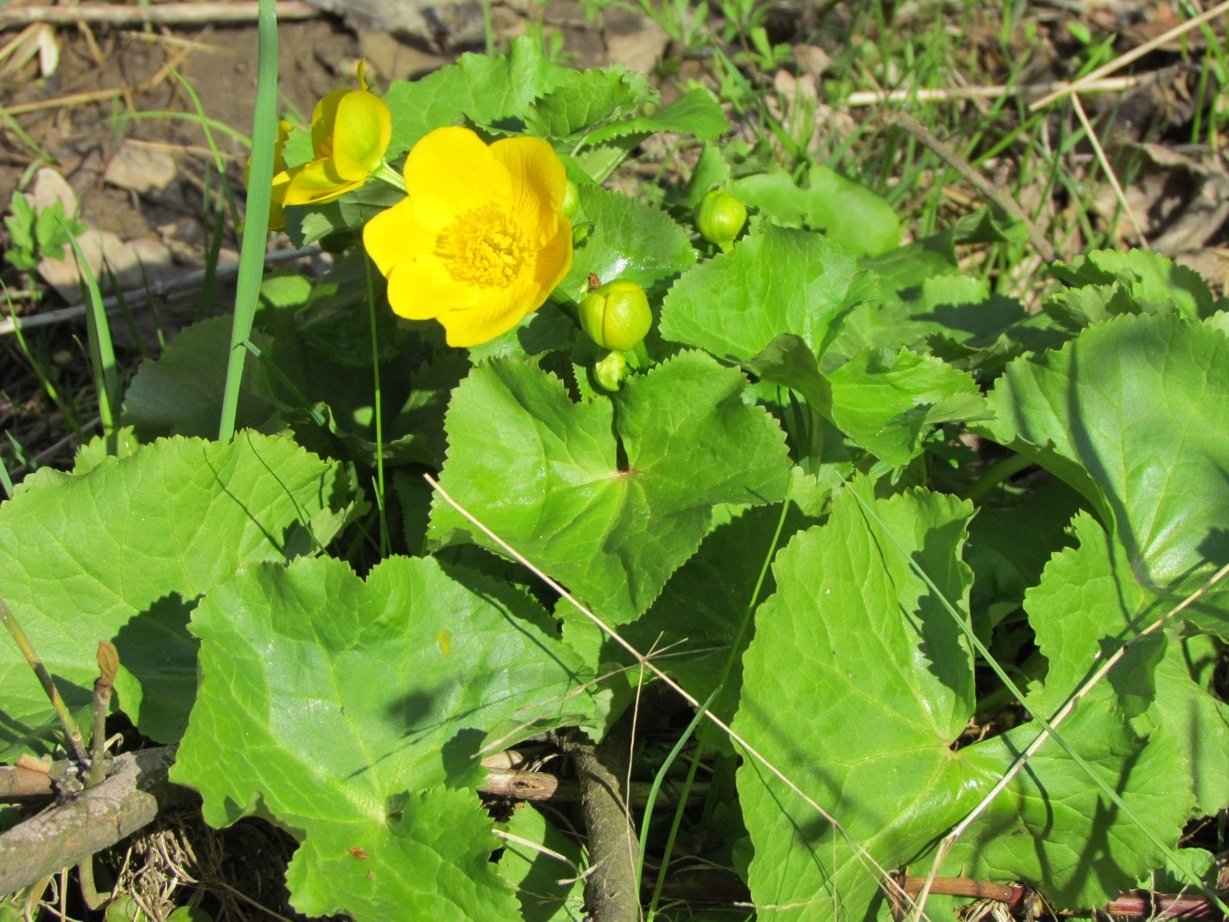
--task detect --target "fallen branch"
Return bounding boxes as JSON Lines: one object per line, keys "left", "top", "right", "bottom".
{"left": 0, "top": 2, "right": 320, "bottom": 28}
{"left": 0, "top": 746, "right": 182, "bottom": 897}
{"left": 563, "top": 721, "right": 641, "bottom": 922}
{"left": 0, "top": 248, "right": 319, "bottom": 337}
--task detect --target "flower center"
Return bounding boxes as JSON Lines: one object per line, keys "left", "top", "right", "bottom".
{"left": 436, "top": 205, "right": 529, "bottom": 288}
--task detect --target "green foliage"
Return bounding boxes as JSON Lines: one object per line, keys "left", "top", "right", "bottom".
{"left": 3, "top": 190, "right": 87, "bottom": 271}
{"left": 2, "top": 36, "right": 1227, "bottom": 922}
{"left": 0, "top": 434, "right": 361, "bottom": 756}
{"left": 430, "top": 352, "right": 791, "bottom": 624}
{"left": 172, "top": 555, "right": 591, "bottom": 920}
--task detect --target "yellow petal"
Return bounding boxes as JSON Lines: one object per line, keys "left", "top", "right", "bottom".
{"left": 491, "top": 135, "right": 568, "bottom": 235}
{"left": 385, "top": 256, "right": 482, "bottom": 322}
{"left": 269, "top": 167, "right": 293, "bottom": 231}
{"left": 363, "top": 198, "right": 434, "bottom": 277}
{"left": 531, "top": 213, "right": 574, "bottom": 294}
{"left": 310, "top": 89, "right": 346, "bottom": 157}
{"left": 436, "top": 275, "right": 541, "bottom": 347}
{"left": 332, "top": 91, "right": 391, "bottom": 181}
{"left": 283, "top": 158, "right": 360, "bottom": 206}
{"left": 405, "top": 126, "right": 512, "bottom": 233}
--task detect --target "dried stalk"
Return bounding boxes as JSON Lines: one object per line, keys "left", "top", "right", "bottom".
{"left": 0, "top": 2, "right": 320, "bottom": 28}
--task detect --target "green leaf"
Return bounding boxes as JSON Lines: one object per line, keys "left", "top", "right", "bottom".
{"left": 558, "top": 185, "right": 695, "bottom": 304}
{"left": 978, "top": 314, "right": 1229, "bottom": 611}
{"left": 497, "top": 805, "right": 587, "bottom": 921}
{"left": 0, "top": 434, "right": 361, "bottom": 756}
{"left": 524, "top": 67, "right": 653, "bottom": 140}
{"left": 430, "top": 352, "right": 791, "bottom": 624}
{"left": 729, "top": 164, "right": 901, "bottom": 257}
{"left": 383, "top": 37, "right": 568, "bottom": 158}
{"left": 582, "top": 88, "right": 728, "bottom": 147}
{"left": 743, "top": 335, "right": 986, "bottom": 465}
{"left": 618, "top": 503, "right": 806, "bottom": 719}
{"left": 823, "top": 347, "right": 986, "bottom": 465}
{"left": 1046, "top": 249, "right": 1224, "bottom": 332}
{"left": 173, "top": 554, "right": 591, "bottom": 920}
{"left": 734, "top": 481, "right": 1197, "bottom": 917}
{"left": 660, "top": 223, "right": 874, "bottom": 361}
{"left": 733, "top": 481, "right": 981, "bottom": 920}
{"left": 123, "top": 317, "right": 277, "bottom": 438}
{"left": 1025, "top": 511, "right": 1229, "bottom": 815}
{"left": 943, "top": 700, "right": 1194, "bottom": 910}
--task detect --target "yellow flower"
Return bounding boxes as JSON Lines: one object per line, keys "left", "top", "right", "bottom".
{"left": 363, "top": 126, "right": 573, "bottom": 347}
{"left": 244, "top": 119, "right": 292, "bottom": 231}
{"left": 283, "top": 63, "right": 392, "bottom": 207}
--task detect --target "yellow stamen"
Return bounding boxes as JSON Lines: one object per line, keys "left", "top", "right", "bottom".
{"left": 436, "top": 205, "right": 529, "bottom": 288}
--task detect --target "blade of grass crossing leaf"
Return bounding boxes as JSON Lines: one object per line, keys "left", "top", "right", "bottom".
{"left": 424, "top": 475, "right": 928, "bottom": 919}
{"left": 843, "top": 489, "right": 1228, "bottom": 920}
{"left": 219, "top": 0, "right": 277, "bottom": 443}
{"left": 364, "top": 256, "right": 388, "bottom": 556}
{"left": 59, "top": 217, "right": 118, "bottom": 449}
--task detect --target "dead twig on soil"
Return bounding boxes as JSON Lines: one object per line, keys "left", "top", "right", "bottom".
{"left": 563, "top": 718, "right": 642, "bottom": 922}
{"left": 0, "top": 746, "right": 182, "bottom": 897}
{"left": 0, "top": 2, "right": 320, "bottom": 29}
{"left": 0, "top": 248, "right": 319, "bottom": 337}
{"left": 884, "top": 111, "right": 1058, "bottom": 263}
{"left": 845, "top": 72, "right": 1163, "bottom": 107}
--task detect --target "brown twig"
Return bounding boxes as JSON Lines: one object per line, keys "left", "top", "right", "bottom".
{"left": 0, "top": 2, "right": 321, "bottom": 28}
{"left": 0, "top": 248, "right": 319, "bottom": 337}
{"left": 884, "top": 111, "right": 1057, "bottom": 263}
{"left": 563, "top": 720, "right": 642, "bottom": 922}
{"left": 0, "top": 746, "right": 182, "bottom": 897}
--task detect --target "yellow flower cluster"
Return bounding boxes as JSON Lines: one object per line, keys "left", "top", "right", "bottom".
{"left": 257, "top": 67, "right": 573, "bottom": 346}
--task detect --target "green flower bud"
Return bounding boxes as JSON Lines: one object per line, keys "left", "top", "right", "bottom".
{"left": 696, "top": 189, "right": 747, "bottom": 253}
{"left": 560, "top": 179, "right": 580, "bottom": 219}
{"left": 579, "top": 280, "right": 652, "bottom": 352}
{"left": 594, "top": 350, "right": 630, "bottom": 391}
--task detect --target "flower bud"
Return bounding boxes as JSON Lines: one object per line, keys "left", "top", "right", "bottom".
{"left": 579, "top": 280, "right": 652, "bottom": 352}
{"left": 696, "top": 189, "right": 747, "bottom": 253}
{"left": 560, "top": 179, "right": 580, "bottom": 219}
{"left": 594, "top": 350, "right": 630, "bottom": 391}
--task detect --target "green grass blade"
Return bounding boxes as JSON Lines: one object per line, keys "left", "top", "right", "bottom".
{"left": 218, "top": 0, "right": 278, "bottom": 443}
{"left": 58, "top": 219, "right": 118, "bottom": 449}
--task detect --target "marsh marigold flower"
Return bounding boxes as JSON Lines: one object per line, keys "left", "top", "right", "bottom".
{"left": 282, "top": 62, "right": 392, "bottom": 207}
{"left": 362, "top": 126, "right": 573, "bottom": 347}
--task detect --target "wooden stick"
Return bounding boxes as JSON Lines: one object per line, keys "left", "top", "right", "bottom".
{"left": 845, "top": 73, "right": 1158, "bottom": 107}
{"left": 0, "top": 248, "right": 318, "bottom": 337}
{"left": 0, "top": 2, "right": 321, "bottom": 28}
{"left": 0, "top": 747, "right": 180, "bottom": 896}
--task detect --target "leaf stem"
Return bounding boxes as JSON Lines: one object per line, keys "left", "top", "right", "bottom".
{"left": 965, "top": 451, "right": 1033, "bottom": 503}
{"left": 0, "top": 596, "right": 88, "bottom": 765}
